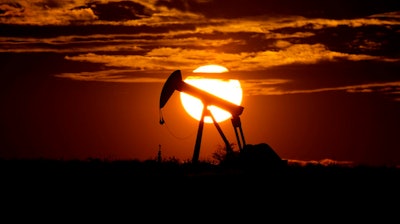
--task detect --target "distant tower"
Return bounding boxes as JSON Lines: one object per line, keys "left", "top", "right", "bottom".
{"left": 157, "top": 144, "right": 162, "bottom": 163}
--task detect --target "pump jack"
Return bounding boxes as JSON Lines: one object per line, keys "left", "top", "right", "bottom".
{"left": 159, "top": 70, "right": 246, "bottom": 163}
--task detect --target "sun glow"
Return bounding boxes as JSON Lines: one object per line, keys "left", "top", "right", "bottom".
{"left": 192, "top": 64, "right": 229, "bottom": 73}
{"left": 180, "top": 65, "right": 242, "bottom": 123}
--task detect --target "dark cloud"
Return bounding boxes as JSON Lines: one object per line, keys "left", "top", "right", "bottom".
{"left": 261, "top": 60, "right": 400, "bottom": 92}
{"left": 156, "top": 0, "right": 400, "bottom": 19}
{"left": 76, "top": 1, "right": 154, "bottom": 21}
{"left": 0, "top": 23, "right": 197, "bottom": 38}
{"left": 33, "top": 0, "right": 64, "bottom": 9}
{"left": 273, "top": 24, "right": 400, "bottom": 58}
{"left": 0, "top": 2, "right": 24, "bottom": 17}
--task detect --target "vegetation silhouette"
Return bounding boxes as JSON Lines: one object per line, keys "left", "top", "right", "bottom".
{"left": 1, "top": 148, "right": 399, "bottom": 182}
{"left": 1, "top": 155, "right": 399, "bottom": 203}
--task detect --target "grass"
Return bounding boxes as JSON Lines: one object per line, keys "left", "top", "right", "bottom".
{"left": 1, "top": 157, "right": 398, "bottom": 180}
{"left": 1, "top": 157, "right": 399, "bottom": 209}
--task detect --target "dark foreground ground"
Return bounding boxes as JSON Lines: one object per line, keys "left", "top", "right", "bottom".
{"left": 1, "top": 158, "right": 399, "bottom": 184}
{"left": 1, "top": 158, "right": 399, "bottom": 219}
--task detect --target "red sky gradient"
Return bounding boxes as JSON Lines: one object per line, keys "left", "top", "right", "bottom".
{"left": 0, "top": 0, "right": 399, "bottom": 167}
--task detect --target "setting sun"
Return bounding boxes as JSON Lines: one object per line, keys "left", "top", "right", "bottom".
{"left": 192, "top": 64, "right": 229, "bottom": 73}
{"left": 180, "top": 65, "right": 243, "bottom": 123}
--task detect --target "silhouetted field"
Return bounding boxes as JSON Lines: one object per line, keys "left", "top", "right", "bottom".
{"left": 1, "top": 158, "right": 399, "bottom": 182}
{"left": 1, "top": 158, "right": 399, "bottom": 210}
{"left": 0, "top": 158, "right": 396, "bottom": 222}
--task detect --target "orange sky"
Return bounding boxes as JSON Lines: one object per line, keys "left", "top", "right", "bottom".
{"left": 0, "top": 0, "right": 399, "bottom": 167}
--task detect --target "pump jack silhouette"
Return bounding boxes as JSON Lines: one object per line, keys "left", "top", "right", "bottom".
{"left": 159, "top": 70, "right": 286, "bottom": 167}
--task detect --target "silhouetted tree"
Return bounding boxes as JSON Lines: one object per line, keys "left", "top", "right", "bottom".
{"left": 212, "top": 142, "right": 240, "bottom": 165}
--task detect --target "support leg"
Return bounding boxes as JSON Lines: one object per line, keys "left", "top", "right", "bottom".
{"left": 209, "top": 111, "right": 232, "bottom": 154}
{"left": 192, "top": 107, "right": 206, "bottom": 163}
{"left": 231, "top": 117, "right": 246, "bottom": 152}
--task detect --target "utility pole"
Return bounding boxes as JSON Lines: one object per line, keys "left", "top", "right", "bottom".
{"left": 157, "top": 144, "right": 162, "bottom": 163}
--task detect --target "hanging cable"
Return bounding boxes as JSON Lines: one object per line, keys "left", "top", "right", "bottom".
{"left": 159, "top": 109, "right": 195, "bottom": 140}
